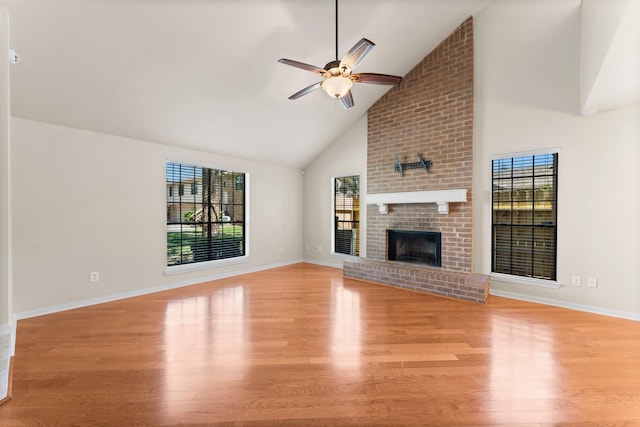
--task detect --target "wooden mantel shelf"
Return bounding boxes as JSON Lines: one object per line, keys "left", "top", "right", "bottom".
{"left": 365, "top": 189, "right": 468, "bottom": 214}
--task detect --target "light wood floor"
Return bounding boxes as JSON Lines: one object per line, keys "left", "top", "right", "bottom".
{"left": 1, "top": 263, "right": 639, "bottom": 426}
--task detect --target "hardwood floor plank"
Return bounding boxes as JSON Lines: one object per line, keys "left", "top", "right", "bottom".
{"left": 1, "top": 263, "right": 639, "bottom": 426}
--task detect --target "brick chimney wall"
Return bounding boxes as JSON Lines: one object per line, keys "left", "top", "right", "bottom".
{"left": 366, "top": 16, "right": 474, "bottom": 273}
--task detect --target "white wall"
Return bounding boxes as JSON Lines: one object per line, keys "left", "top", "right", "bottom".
{"left": 474, "top": 0, "right": 640, "bottom": 318}
{"left": 580, "top": 0, "right": 639, "bottom": 113}
{"left": 0, "top": 5, "right": 11, "bottom": 330}
{"left": 303, "top": 115, "right": 367, "bottom": 268}
{"left": 11, "top": 118, "right": 303, "bottom": 315}
{"left": 0, "top": 4, "right": 13, "bottom": 401}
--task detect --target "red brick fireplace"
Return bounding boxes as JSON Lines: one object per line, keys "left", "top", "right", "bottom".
{"left": 343, "top": 17, "right": 489, "bottom": 303}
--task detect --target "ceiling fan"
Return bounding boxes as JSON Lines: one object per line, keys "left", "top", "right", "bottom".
{"left": 278, "top": 0, "right": 402, "bottom": 109}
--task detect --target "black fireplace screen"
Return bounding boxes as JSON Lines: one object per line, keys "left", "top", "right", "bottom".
{"left": 387, "top": 230, "right": 441, "bottom": 267}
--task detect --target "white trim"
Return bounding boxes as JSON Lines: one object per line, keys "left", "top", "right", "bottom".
{"left": 365, "top": 189, "right": 467, "bottom": 205}
{"left": 165, "top": 255, "right": 249, "bottom": 276}
{"left": 0, "top": 324, "right": 11, "bottom": 336}
{"left": 0, "top": 324, "right": 11, "bottom": 359}
{"left": 490, "top": 150, "right": 559, "bottom": 287}
{"left": 490, "top": 272, "right": 560, "bottom": 289}
{"left": 332, "top": 173, "right": 361, "bottom": 255}
{"left": 330, "top": 251, "right": 359, "bottom": 262}
{"left": 163, "top": 165, "right": 250, "bottom": 276}
{"left": 0, "top": 324, "right": 11, "bottom": 401}
{"left": 303, "top": 258, "right": 343, "bottom": 269}
{"left": 436, "top": 201, "right": 449, "bottom": 215}
{"left": 0, "top": 323, "right": 14, "bottom": 357}
{"left": 7, "top": 312, "right": 15, "bottom": 356}
{"left": 15, "top": 260, "right": 303, "bottom": 321}
{"left": 331, "top": 176, "right": 337, "bottom": 254}
{"left": 490, "top": 147, "right": 560, "bottom": 160}
{"left": 245, "top": 173, "right": 251, "bottom": 256}
{"left": 490, "top": 289, "right": 640, "bottom": 322}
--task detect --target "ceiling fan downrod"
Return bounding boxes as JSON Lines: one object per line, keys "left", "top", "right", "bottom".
{"left": 335, "top": 0, "right": 339, "bottom": 61}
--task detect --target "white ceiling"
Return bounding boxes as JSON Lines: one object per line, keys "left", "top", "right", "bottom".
{"left": 5, "top": 0, "right": 638, "bottom": 169}
{"left": 581, "top": 0, "right": 640, "bottom": 114}
{"left": 5, "top": 0, "right": 492, "bottom": 169}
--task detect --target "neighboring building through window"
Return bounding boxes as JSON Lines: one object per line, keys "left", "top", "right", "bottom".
{"left": 334, "top": 175, "right": 360, "bottom": 256}
{"left": 166, "top": 162, "right": 245, "bottom": 267}
{"left": 492, "top": 152, "right": 558, "bottom": 280}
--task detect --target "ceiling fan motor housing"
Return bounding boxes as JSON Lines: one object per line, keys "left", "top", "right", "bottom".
{"left": 324, "top": 60, "right": 351, "bottom": 76}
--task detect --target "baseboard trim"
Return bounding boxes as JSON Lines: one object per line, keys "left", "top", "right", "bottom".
{"left": 490, "top": 289, "right": 640, "bottom": 321}
{"left": 0, "top": 356, "right": 12, "bottom": 407}
{"left": 15, "top": 259, "right": 304, "bottom": 320}
{"left": 303, "top": 259, "right": 343, "bottom": 269}
{"left": 0, "top": 324, "right": 11, "bottom": 336}
{"left": 0, "top": 325, "right": 11, "bottom": 405}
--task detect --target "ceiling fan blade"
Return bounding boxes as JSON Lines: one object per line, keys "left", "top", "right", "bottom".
{"left": 352, "top": 73, "right": 402, "bottom": 85}
{"left": 278, "top": 58, "right": 325, "bottom": 74}
{"left": 339, "top": 90, "right": 354, "bottom": 109}
{"left": 339, "top": 38, "right": 375, "bottom": 70}
{"left": 288, "top": 82, "right": 323, "bottom": 100}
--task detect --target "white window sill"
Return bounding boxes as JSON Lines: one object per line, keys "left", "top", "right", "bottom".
{"left": 490, "top": 272, "right": 560, "bottom": 289}
{"left": 165, "top": 255, "right": 249, "bottom": 276}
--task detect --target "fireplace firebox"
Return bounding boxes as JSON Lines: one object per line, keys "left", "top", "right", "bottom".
{"left": 387, "top": 230, "right": 441, "bottom": 267}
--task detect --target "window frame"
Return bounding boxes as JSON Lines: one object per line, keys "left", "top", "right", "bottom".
{"left": 490, "top": 149, "right": 559, "bottom": 288}
{"left": 332, "top": 174, "right": 360, "bottom": 257}
{"left": 165, "top": 162, "right": 249, "bottom": 276}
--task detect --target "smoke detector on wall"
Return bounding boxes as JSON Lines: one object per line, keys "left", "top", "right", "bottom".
{"left": 8, "top": 49, "right": 20, "bottom": 65}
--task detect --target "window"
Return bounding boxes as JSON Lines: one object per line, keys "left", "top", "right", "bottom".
{"left": 334, "top": 175, "right": 360, "bottom": 256}
{"left": 166, "top": 162, "right": 245, "bottom": 267}
{"left": 492, "top": 153, "right": 558, "bottom": 280}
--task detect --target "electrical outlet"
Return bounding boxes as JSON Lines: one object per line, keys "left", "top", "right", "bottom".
{"left": 571, "top": 276, "right": 581, "bottom": 286}
{"left": 587, "top": 276, "right": 597, "bottom": 287}
{"left": 90, "top": 272, "right": 100, "bottom": 282}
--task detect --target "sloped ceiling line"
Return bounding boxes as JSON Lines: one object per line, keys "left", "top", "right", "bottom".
{"left": 580, "top": 0, "right": 640, "bottom": 115}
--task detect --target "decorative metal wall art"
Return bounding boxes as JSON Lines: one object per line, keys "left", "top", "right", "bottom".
{"left": 395, "top": 152, "right": 433, "bottom": 176}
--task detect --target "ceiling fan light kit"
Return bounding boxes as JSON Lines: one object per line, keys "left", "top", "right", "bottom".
{"left": 278, "top": 0, "right": 401, "bottom": 109}
{"left": 321, "top": 75, "right": 353, "bottom": 98}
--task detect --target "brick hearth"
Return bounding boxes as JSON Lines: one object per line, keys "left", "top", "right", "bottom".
{"left": 343, "top": 258, "right": 488, "bottom": 304}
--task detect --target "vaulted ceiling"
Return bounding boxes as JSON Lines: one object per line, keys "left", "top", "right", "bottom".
{"left": 5, "top": 0, "right": 493, "bottom": 169}
{"left": 5, "top": 0, "right": 638, "bottom": 169}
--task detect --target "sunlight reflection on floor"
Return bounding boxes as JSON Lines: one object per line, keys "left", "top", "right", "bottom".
{"left": 330, "top": 280, "right": 362, "bottom": 372}
{"left": 488, "top": 314, "right": 560, "bottom": 423}
{"left": 162, "top": 286, "right": 247, "bottom": 415}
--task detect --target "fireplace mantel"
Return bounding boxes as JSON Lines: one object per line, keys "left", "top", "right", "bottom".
{"left": 365, "top": 189, "right": 467, "bottom": 214}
